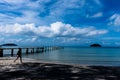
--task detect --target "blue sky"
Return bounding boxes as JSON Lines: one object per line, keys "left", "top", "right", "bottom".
{"left": 0, "top": 0, "right": 120, "bottom": 47}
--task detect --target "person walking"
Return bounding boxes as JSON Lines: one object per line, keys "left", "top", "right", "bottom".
{"left": 14, "top": 48, "right": 22, "bottom": 63}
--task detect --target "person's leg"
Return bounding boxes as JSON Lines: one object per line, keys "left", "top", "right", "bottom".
{"left": 14, "top": 55, "right": 19, "bottom": 63}
{"left": 20, "top": 56, "right": 22, "bottom": 63}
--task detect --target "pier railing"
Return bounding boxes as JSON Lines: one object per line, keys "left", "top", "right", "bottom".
{"left": 0, "top": 46, "right": 64, "bottom": 57}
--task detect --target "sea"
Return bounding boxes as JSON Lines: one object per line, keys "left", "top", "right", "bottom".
{"left": 2, "top": 46, "right": 120, "bottom": 66}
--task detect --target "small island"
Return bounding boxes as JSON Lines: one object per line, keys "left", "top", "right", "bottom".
{"left": 90, "top": 44, "right": 102, "bottom": 47}
{"left": 0, "top": 43, "right": 18, "bottom": 46}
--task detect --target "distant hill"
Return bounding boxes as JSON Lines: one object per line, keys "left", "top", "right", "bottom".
{"left": 90, "top": 44, "right": 102, "bottom": 47}
{"left": 0, "top": 43, "right": 18, "bottom": 46}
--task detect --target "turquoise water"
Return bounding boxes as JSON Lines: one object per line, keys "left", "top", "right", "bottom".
{"left": 22, "top": 47, "right": 120, "bottom": 66}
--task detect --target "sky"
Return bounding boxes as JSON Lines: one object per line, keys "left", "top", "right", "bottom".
{"left": 0, "top": 0, "right": 120, "bottom": 47}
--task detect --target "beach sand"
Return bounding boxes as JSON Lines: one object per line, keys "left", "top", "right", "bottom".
{"left": 0, "top": 57, "right": 120, "bottom": 80}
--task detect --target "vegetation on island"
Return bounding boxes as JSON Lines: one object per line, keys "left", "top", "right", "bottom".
{"left": 90, "top": 44, "right": 102, "bottom": 47}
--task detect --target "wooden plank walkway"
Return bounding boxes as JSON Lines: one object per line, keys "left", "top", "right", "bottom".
{"left": 0, "top": 46, "right": 64, "bottom": 57}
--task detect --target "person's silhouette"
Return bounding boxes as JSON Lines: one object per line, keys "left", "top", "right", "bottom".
{"left": 14, "top": 48, "right": 22, "bottom": 63}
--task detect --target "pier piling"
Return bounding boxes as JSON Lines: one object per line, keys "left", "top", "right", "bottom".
{"left": 0, "top": 48, "right": 3, "bottom": 57}
{"left": 26, "top": 48, "right": 29, "bottom": 54}
{"left": 11, "top": 49, "right": 14, "bottom": 57}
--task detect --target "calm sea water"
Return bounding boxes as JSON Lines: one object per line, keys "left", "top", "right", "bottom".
{"left": 22, "top": 47, "right": 120, "bottom": 66}
{"left": 2, "top": 46, "right": 120, "bottom": 66}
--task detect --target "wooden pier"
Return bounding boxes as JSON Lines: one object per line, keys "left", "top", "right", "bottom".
{"left": 0, "top": 46, "right": 64, "bottom": 57}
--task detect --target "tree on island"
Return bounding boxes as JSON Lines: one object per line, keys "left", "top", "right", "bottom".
{"left": 90, "top": 44, "right": 102, "bottom": 47}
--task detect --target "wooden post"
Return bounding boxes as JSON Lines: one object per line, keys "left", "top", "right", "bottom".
{"left": 11, "top": 49, "right": 14, "bottom": 57}
{"left": 33, "top": 48, "right": 34, "bottom": 53}
{"left": 30, "top": 48, "right": 34, "bottom": 54}
{"left": 39, "top": 48, "right": 41, "bottom": 52}
{"left": 26, "top": 48, "right": 29, "bottom": 54}
{"left": 36, "top": 48, "right": 39, "bottom": 53}
{"left": 41, "top": 47, "right": 44, "bottom": 52}
{"left": 0, "top": 48, "right": 3, "bottom": 57}
{"left": 38, "top": 48, "right": 40, "bottom": 53}
{"left": 31, "top": 50, "right": 32, "bottom": 53}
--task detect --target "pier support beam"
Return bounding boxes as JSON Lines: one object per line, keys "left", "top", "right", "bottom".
{"left": 0, "top": 48, "right": 3, "bottom": 57}
{"left": 11, "top": 49, "right": 14, "bottom": 57}
{"left": 32, "top": 48, "right": 34, "bottom": 53}
{"left": 36, "top": 48, "right": 38, "bottom": 53}
{"left": 41, "top": 47, "right": 44, "bottom": 52}
{"left": 26, "top": 48, "right": 29, "bottom": 54}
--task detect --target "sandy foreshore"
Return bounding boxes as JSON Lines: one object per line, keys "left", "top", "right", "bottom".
{"left": 0, "top": 57, "right": 120, "bottom": 80}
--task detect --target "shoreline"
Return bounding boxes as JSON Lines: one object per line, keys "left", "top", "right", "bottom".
{"left": 23, "top": 57, "right": 120, "bottom": 67}
{"left": 0, "top": 57, "right": 120, "bottom": 79}
{"left": 0, "top": 57, "right": 120, "bottom": 67}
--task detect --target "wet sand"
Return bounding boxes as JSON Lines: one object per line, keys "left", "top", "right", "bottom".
{"left": 0, "top": 57, "right": 120, "bottom": 80}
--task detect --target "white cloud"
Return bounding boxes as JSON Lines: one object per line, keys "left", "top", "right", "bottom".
{"left": 2, "top": 0, "right": 25, "bottom": 4}
{"left": 0, "top": 0, "right": 103, "bottom": 26}
{"left": 94, "top": 0, "right": 102, "bottom": 6}
{"left": 0, "top": 13, "right": 15, "bottom": 24}
{"left": 102, "top": 37, "right": 120, "bottom": 40}
{"left": 15, "top": 11, "right": 40, "bottom": 24}
{"left": 86, "top": 30, "right": 107, "bottom": 36}
{"left": 0, "top": 22, "right": 108, "bottom": 38}
{"left": 90, "top": 12, "right": 103, "bottom": 18}
{"left": 0, "top": 23, "right": 36, "bottom": 35}
{"left": 109, "top": 14, "right": 120, "bottom": 26}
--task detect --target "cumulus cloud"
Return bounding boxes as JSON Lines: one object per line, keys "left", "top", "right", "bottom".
{"left": 0, "top": 22, "right": 108, "bottom": 38}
